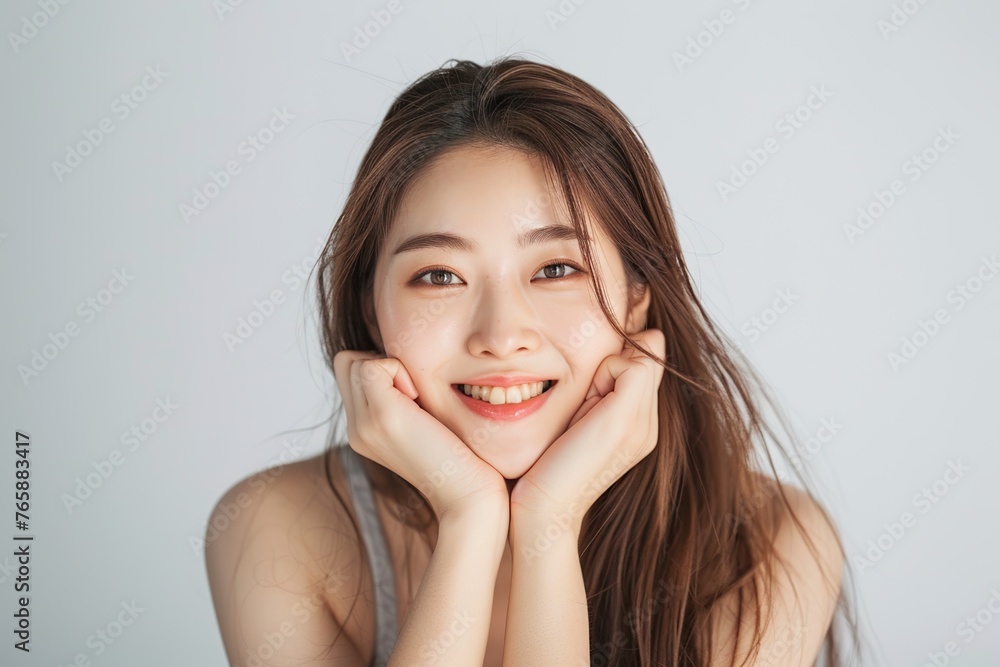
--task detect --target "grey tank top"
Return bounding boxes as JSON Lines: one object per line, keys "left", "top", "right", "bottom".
{"left": 337, "top": 444, "right": 399, "bottom": 666}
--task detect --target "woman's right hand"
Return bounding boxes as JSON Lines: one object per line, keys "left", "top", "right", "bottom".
{"left": 333, "top": 350, "right": 509, "bottom": 521}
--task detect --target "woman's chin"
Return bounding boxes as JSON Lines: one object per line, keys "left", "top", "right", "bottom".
{"left": 469, "top": 442, "right": 547, "bottom": 481}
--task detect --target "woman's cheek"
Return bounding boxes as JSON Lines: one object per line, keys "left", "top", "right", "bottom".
{"left": 379, "top": 298, "right": 441, "bottom": 358}
{"left": 552, "top": 305, "right": 621, "bottom": 359}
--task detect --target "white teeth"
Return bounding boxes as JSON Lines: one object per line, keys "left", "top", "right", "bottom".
{"left": 460, "top": 380, "right": 553, "bottom": 404}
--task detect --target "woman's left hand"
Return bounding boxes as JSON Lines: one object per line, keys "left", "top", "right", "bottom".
{"left": 509, "top": 327, "right": 667, "bottom": 532}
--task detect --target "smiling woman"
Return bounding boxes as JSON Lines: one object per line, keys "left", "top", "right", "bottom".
{"left": 205, "top": 56, "right": 861, "bottom": 666}
{"left": 362, "top": 143, "right": 652, "bottom": 481}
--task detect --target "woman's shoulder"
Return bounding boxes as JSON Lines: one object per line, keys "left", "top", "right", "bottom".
{"left": 204, "top": 448, "right": 372, "bottom": 664}
{"left": 207, "top": 449, "right": 351, "bottom": 528}
{"left": 205, "top": 446, "right": 363, "bottom": 582}
{"left": 708, "top": 473, "right": 844, "bottom": 665}
{"left": 743, "top": 472, "right": 843, "bottom": 578}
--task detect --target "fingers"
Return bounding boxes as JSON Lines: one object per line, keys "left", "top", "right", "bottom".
{"left": 334, "top": 350, "right": 400, "bottom": 446}
{"left": 343, "top": 353, "right": 423, "bottom": 449}
{"left": 591, "top": 328, "right": 666, "bottom": 401}
{"left": 391, "top": 359, "right": 419, "bottom": 400}
{"left": 579, "top": 330, "right": 664, "bottom": 456}
{"left": 589, "top": 354, "right": 632, "bottom": 400}
{"left": 338, "top": 352, "right": 401, "bottom": 466}
{"left": 358, "top": 355, "right": 419, "bottom": 402}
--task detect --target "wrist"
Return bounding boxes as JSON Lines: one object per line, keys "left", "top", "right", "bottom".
{"left": 510, "top": 503, "right": 584, "bottom": 545}
{"left": 438, "top": 498, "right": 509, "bottom": 545}
{"left": 438, "top": 502, "right": 508, "bottom": 528}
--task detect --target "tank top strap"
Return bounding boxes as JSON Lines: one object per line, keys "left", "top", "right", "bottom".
{"left": 337, "top": 444, "right": 399, "bottom": 666}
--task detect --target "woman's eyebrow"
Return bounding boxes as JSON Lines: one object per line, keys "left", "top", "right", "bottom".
{"left": 391, "top": 224, "right": 585, "bottom": 256}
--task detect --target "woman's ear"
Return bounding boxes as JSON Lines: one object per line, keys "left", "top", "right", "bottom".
{"left": 624, "top": 282, "right": 651, "bottom": 335}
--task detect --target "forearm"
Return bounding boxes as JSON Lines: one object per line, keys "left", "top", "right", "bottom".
{"left": 388, "top": 503, "right": 508, "bottom": 667}
{"left": 503, "top": 512, "right": 589, "bottom": 666}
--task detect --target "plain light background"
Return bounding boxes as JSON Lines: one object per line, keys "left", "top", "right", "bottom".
{"left": 2, "top": 0, "right": 998, "bottom": 664}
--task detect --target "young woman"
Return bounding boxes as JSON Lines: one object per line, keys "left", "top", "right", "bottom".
{"left": 206, "top": 56, "right": 860, "bottom": 666}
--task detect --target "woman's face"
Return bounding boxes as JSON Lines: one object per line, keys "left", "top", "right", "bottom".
{"left": 368, "top": 143, "right": 650, "bottom": 480}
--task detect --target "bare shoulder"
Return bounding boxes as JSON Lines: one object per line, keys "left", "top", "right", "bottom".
{"left": 204, "top": 449, "right": 369, "bottom": 666}
{"left": 769, "top": 482, "right": 844, "bottom": 580}
{"left": 707, "top": 478, "right": 845, "bottom": 666}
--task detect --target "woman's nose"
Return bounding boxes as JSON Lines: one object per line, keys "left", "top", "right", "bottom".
{"left": 466, "top": 283, "right": 542, "bottom": 358}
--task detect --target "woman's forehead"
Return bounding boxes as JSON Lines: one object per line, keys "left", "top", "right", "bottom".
{"left": 386, "top": 144, "right": 613, "bottom": 253}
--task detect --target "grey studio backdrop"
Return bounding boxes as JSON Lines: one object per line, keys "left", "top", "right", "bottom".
{"left": 1, "top": 0, "right": 998, "bottom": 665}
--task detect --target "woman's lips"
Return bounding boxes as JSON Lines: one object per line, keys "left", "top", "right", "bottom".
{"left": 452, "top": 381, "right": 556, "bottom": 421}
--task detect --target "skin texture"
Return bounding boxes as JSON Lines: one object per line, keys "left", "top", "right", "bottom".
{"left": 365, "top": 142, "right": 651, "bottom": 481}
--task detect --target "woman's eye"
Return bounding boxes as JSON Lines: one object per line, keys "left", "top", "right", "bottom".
{"left": 412, "top": 262, "right": 583, "bottom": 287}
{"left": 534, "top": 262, "right": 582, "bottom": 280}
{"left": 416, "top": 269, "right": 462, "bottom": 286}
{"left": 421, "top": 269, "right": 457, "bottom": 285}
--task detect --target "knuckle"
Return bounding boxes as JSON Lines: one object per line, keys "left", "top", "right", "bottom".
{"left": 359, "top": 358, "right": 381, "bottom": 381}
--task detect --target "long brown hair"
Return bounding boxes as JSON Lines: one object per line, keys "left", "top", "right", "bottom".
{"left": 312, "top": 55, "right": 861, "bottom": 666}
